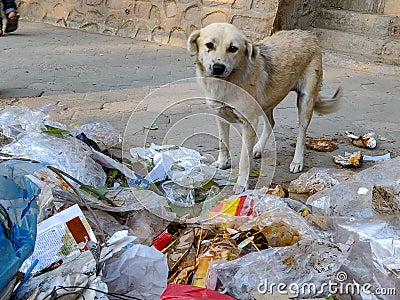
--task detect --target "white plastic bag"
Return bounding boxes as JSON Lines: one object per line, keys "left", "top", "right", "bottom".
{"left": 103, "top": 244, "right": 168, "bottom": 299}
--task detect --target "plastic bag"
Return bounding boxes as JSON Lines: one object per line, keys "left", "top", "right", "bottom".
{"left": 130, "top": 143, "right": 215, "bottom": 187}
{"left": 72, "top": 121, "right": 122, "bottom": 148}
{"left": 0, "top": 160, "right": 47, "bottom": 291}
{"left": 162, "top": 181, "right": 196, "bottom": 207}
{"left": 288, "top": 167, "right": 354, "bottom": 195}
{"left": 103, "top": 244, "right": 168, "bottom": 299}
{"left": 16, "top": 231, "right": 135, "bottom": 300}
{"left": 209, "top": 239, "right": 348, "bottom": 299}
{"left": 238, "top": 206, "right": 318, "bottom": 246}
{"left": 125, "top": 209, "right": 171, "bottom": 245}
{"left": 0, "top": 105, "right": 66, "bottom": 139}
{"left": 333, "top": 216, "right": 399, "bottom": 300}
{"left": 307, "top": 156, "right": 400, "bottom": 218}
{"left": 0, "top": 106, "right": 47, "bottom": 138}
{"left": 15, "top": 249, "right": 104, "bottom": 300}
{"left": 1, "top": 132, "right": 107, "bottom": 187}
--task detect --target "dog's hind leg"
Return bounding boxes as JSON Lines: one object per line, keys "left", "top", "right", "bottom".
{"left": 253, "top": 110, "right": 274, "bottom": 159}
{"left": 213, "top": 117, "right": 231, "bottom": 169}
{"left": 290, "top": 90, "right": 315, "bottom": 173}
{"left": 290, "top": 55, "right": 322, "bottom": 173}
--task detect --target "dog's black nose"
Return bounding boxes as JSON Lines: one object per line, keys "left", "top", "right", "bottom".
{"left": 212, "top": 63, "right": 226, "bottom": 76}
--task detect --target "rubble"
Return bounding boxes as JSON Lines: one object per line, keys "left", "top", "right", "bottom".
{"left": 0, "top": 105, "right": 399, "bottom": 299}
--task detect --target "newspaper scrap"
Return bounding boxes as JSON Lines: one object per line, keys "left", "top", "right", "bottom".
{"left": 20, "top": 204, "right": 97, "bottom": 274}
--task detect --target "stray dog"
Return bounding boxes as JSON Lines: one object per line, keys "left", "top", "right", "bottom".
{"left": 187, "top": 23, "right": 342, "bottom": 193}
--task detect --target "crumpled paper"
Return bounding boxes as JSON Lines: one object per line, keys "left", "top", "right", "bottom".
{"left": 103, "top": 244, "right": 168, "bottom": 299}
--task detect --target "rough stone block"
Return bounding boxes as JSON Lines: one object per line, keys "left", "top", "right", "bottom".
{"left": 169, "top": 28, "right": 187, "bottom": 47}
{"left": 105, "top": 14, "right": 124, "bottom": 30}
{"left": 80, "top": 22, "right": 100, "bottom": 32}
{"left": 117, "top": 20, "right": 137, "bottom": 38}
{"left": 203, "top": 0, "right": 234, "bottom": 7}
{"left": 29, "top": 2, "right": 46, "bottom": 19}
{"left": 135, "top": 1, "right": 152, "bottom": 19}
{"left": 105, "top": 0, "right": 133, "bottom": 10}
{"left": 202, "top": 11, "right": 229, "bottom": 26}
{"left": 53, "top": 3, "right": 67, "bottom": 19}
{"left": 152, "top": 27, "right": 170, "bottom": 44}
{"left": 67, "top": 9, "right": 86, "bottom": 26}
{"left": 164, "top": 0, "right": 178, "bottom": 18}
{"left": 232, "top": 0, "right": 252, "bottom": 10}
{"left": 184, "top": 5, "right": 201, "bottom": 30}
{"left": 86, "top": 0, "right": 104, "bottom": 6}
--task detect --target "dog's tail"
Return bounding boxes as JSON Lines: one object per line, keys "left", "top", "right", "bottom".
{"left": 314, "top": 87, "right": 342, "bottom": 114}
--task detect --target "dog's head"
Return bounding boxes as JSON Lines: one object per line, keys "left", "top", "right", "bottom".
{"left": 187, "top": 23, "right": 256, "bottom": 78}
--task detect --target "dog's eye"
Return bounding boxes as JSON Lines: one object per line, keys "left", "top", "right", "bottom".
{"left": 205, "top": 42, "right": 214, "bottom": 50}
{"left": 228, "top": 45, "right": 238, "bottom": 53}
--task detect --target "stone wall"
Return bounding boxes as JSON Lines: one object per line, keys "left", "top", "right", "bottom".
{"left": 274, "top": 0, "right": 321, "bottom": 32}
{"left": 321, "top": 0, "right": 400, "bottom": 15}
{"left": 16, "top": 0, "right": 283, "bottom": 47}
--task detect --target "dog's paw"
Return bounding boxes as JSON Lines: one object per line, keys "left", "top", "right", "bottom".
{"left": 233, "top": 183, "right": 247, "bottom": 195}
{"left": 253, "top": 144, "right": 263, "bottom": 159}
{"left": 290, "top": 160, "right": 304, "bottom": 173}
{"left": 233, "top": 176, "right": 248, "bottom": 194}
{"left": 212, "top": 158, "right": 231, "bottom": 170}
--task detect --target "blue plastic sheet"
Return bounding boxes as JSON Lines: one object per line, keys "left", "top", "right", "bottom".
{"left": 0, "top": 160, "right": 47, "bottom": 291}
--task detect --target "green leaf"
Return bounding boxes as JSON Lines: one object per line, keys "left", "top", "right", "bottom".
{"left": 202, "top": 180, "right": 219, "bottom": 190}
{"left": 43, "top": 125, "right": 70, "bottom": 136}
{"left": 250, "top": 168, "right": 260, "bottom": 177}
{"left": 80, "top": 185, "right": 107, "bottom": 197}
{"left": 249, "top": 168, "right": 268, "bottom": 177}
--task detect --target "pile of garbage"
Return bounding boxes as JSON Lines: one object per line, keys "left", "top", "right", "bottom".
{"left": 0, "top": 106, "right": 398, "bottom": 299}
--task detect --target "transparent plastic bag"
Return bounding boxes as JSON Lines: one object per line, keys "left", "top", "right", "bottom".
{"left": 162, "top": 181, "right": 195, "bottom": 207}
{"left": 130, "top": 144, "right": 215, "bottom": 188}
{"left": 237, "top": 206, "right": 319, "bottom": 245}
{"left": 307, "top": 156, "right": 400, "bottom": 218}
{"left": 0, "top": 106, "right": 47, "bottom": 138}
{"left": 209, "top": 239, "right": 348, "bottom": 299}
{"left": 289, "top": 167, "right": 354, "bottom": 195}
{"left": 72, "top": 121, "right": 121, "bottom": 148}
{"left": 1, "top": 132, "right": 106, "bottom": 187}
{"left": 0, "top": 105, "right": 66, "bottom": 140}
{"left": 333, "top": 216, "right": 399, "bottom": 300}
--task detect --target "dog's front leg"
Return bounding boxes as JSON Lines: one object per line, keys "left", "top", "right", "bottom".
{"left": 234, "top": 120, "right": 257, "bottom": 194}
{"left": 253, "top": 110, "right": 274, "bottom": 158}
{"left": 213, "top": 118, "right": 231, "bottom": 169}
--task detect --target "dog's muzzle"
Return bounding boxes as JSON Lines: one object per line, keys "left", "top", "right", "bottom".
{"left": 212, "top": 63, "right": 226, "bottom": 77}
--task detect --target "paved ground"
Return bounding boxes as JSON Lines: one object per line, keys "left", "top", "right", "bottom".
{"left": 1, "top": 20, "right": 400, "bottom": 188}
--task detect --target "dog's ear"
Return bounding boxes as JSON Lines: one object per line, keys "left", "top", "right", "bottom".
{"left": 187, "top": 30, "right": 200, "bottom": 56}
{"left": 245, "top": 40, "right": 258, "bottom": 62}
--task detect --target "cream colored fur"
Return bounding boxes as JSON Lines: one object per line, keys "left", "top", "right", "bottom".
{"left": 187, "top": 23, "right": 342, "bottom": 193}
